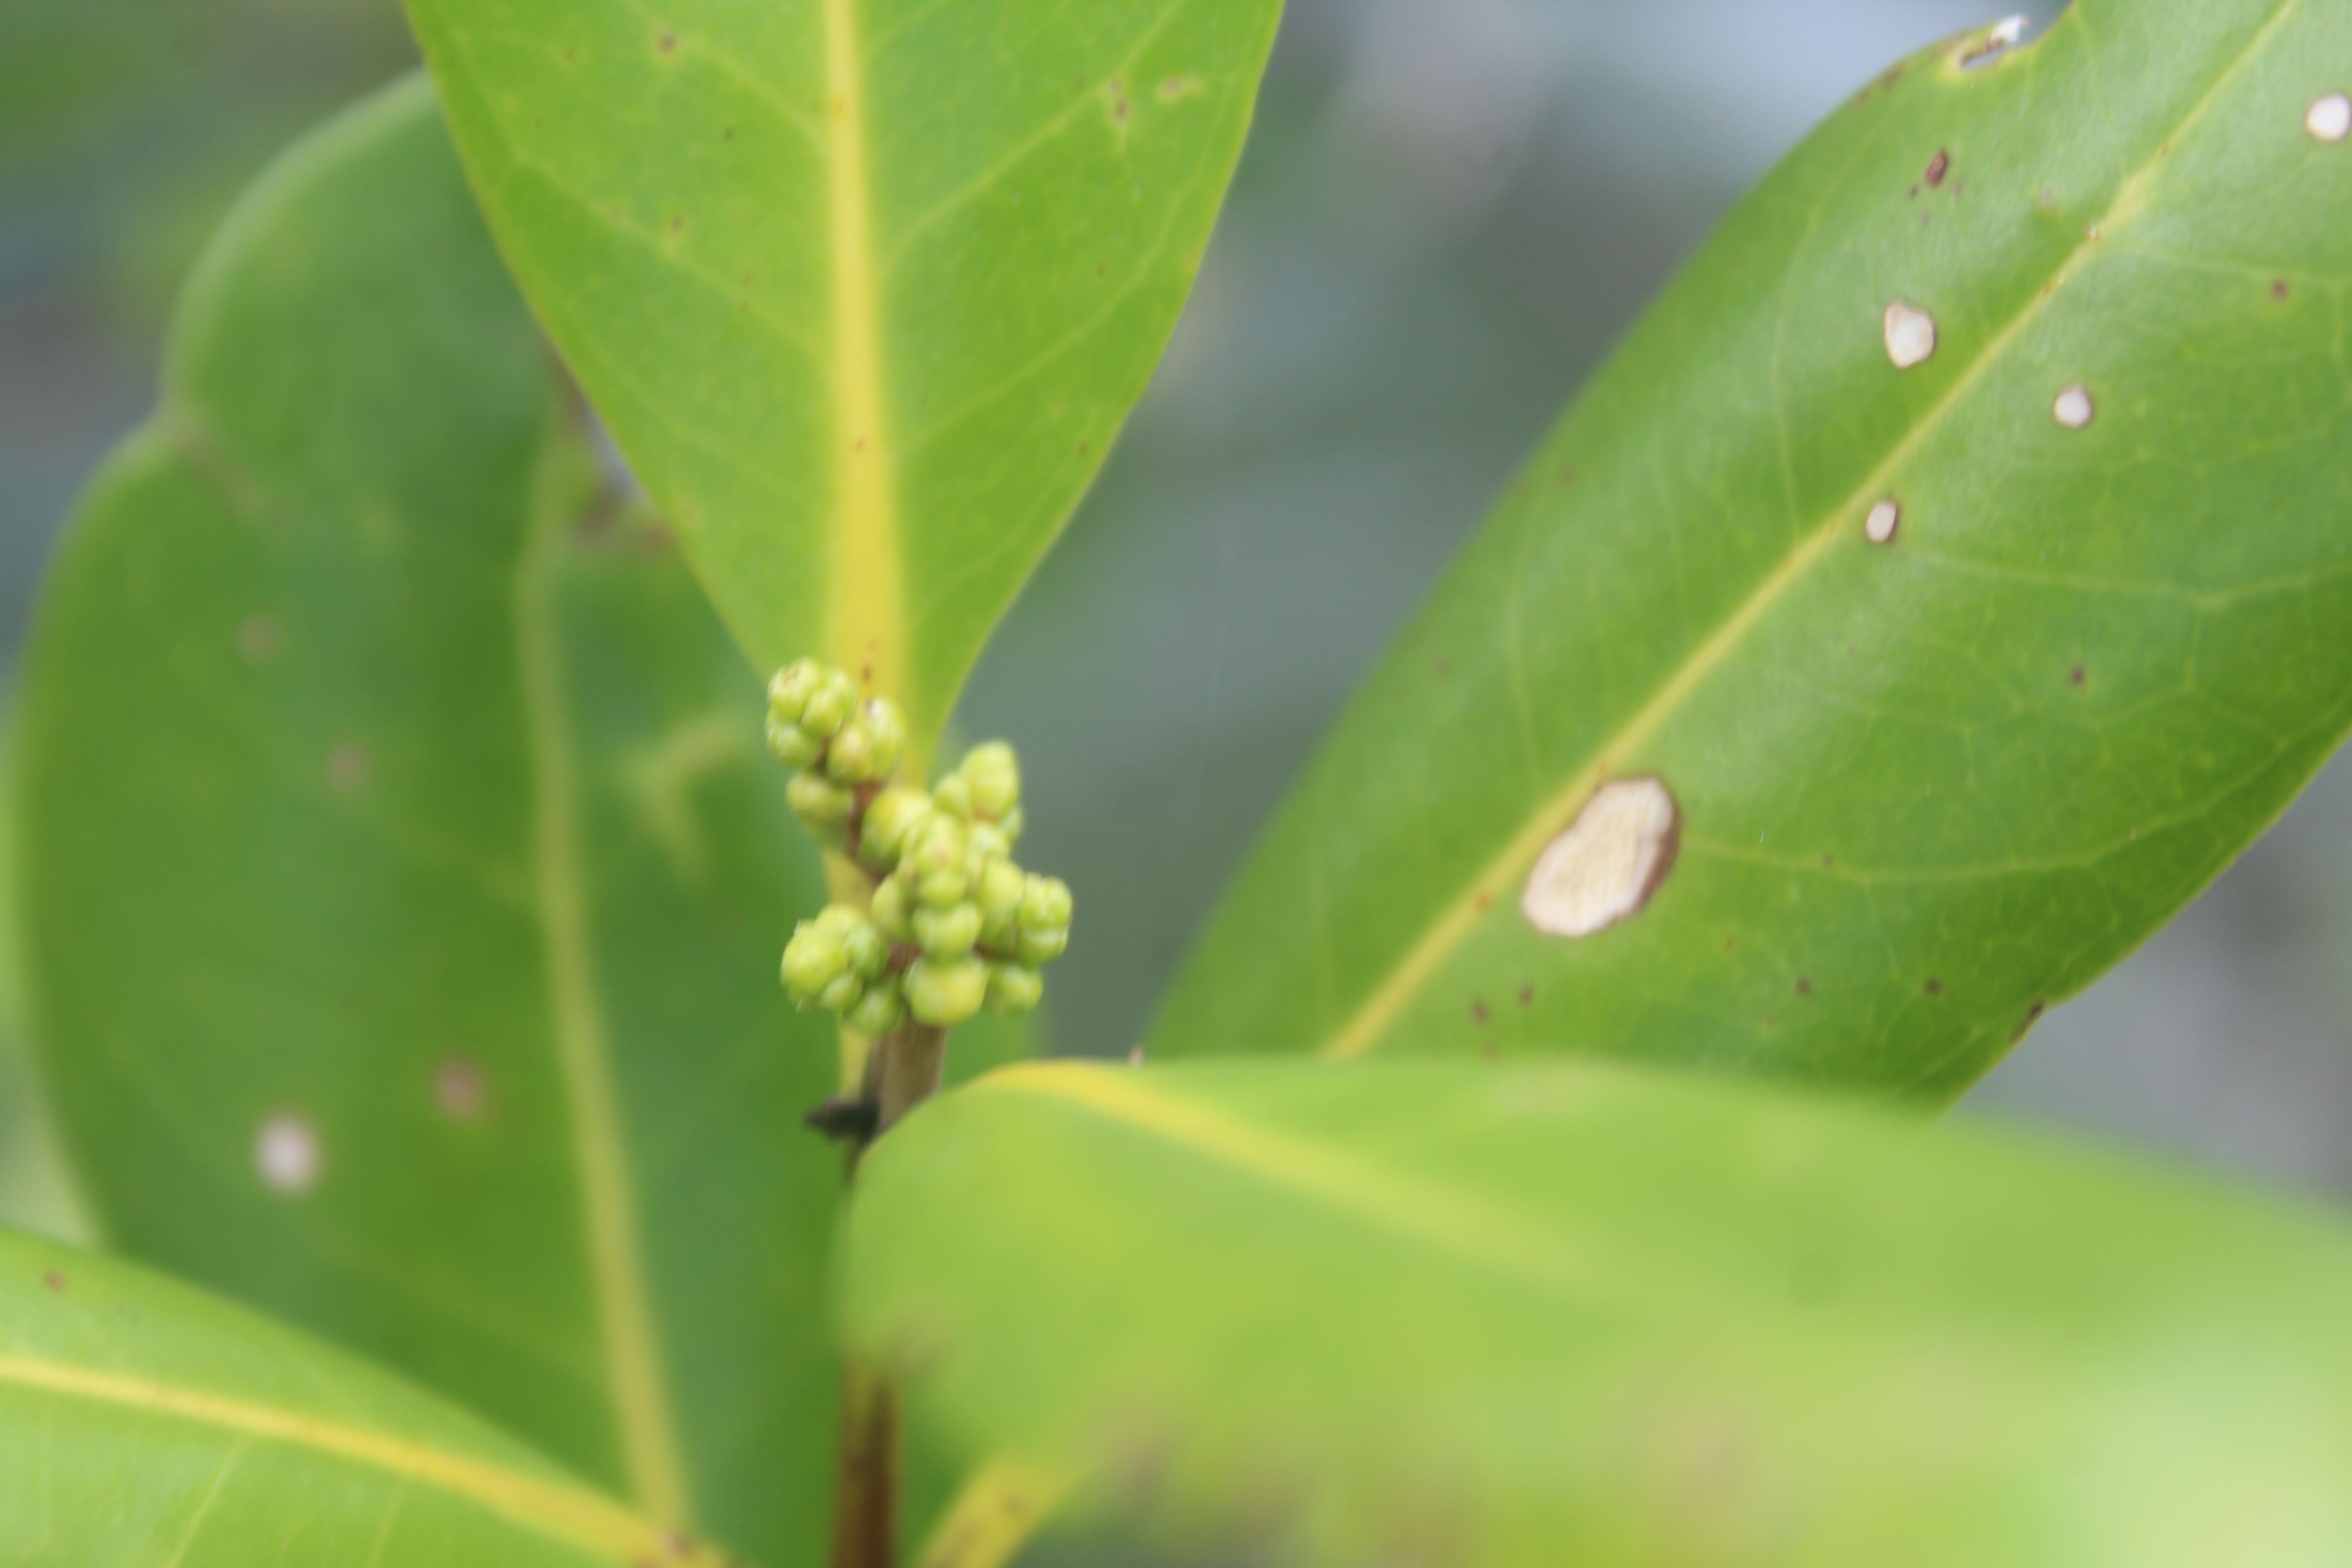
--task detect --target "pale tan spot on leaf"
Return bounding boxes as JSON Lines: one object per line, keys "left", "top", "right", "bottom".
{"left": 1521, "top": 777, "right": 1681, "bottom": 939}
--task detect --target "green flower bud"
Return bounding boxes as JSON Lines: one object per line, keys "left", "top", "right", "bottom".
{"left": 786, "top": 772, "right": 855, "bottom": 840}
{"left": 913, "top": 901, "right": 982, "bottom": 958}
{"left": 824, "top": 719, "right": 880, "bottom": 783}
{"left": 766, "top": 715, "right": 824, "bottom": 769}
{"left": 961, "top": 742, "right": 1020, "bottom": 821}
{"left": 1019, "top": 873, "right": 1073, "bottom": 934}
{"left": 909, "top": 818, "right": 973, "bottom": 909}
{"left": 1014, "top": 925, "right": 1069, "bottom": 966}
{"left": 799, "top": 669, "right": 859, "bottom": 739}
{"left": 870, "top": 873, "right": 916, "bottom": 941}
{"left": 931, "top": 772, "right": 974, "bottom": 821}
{"left": 844, "top": 920, "right": 890, "bottom": 980}
{"left": 846, "top": 984, "right": 906, "bottom": 1037}
{"left": 857, "top": 699, "right": 906, "bottom": 778}
{"left": 905, "top": 955, "right": 987, "bottom": 1027}
{"left": 780, "top": 921, "right": 847, "bottom": 1004}
{"left": 984, "top": 961, "right": 1044, "bottom": 1016}
{"left": 767, "top": 658, "right": 825, "bottom": 722}
{"left": 975, "top": 858, "right": 1026, "bottom": 942}
{"left": 999, "top": 804, "right": 1025, "bottom": 846}
{"left": 858, "top": 786, "right": 932, "bottom": 872}
{"left": 967, "top": 821, "right": 1012, "bottom": 864}
{"left": 815, "top": 971, "right": 863, "bottom": 1013}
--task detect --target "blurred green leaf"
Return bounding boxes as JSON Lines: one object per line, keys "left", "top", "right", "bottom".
{"left": 849, "top": 1058, "right": 2352, "bottom": 1568}
{"left": 0, "top": 1225, "right": 713, "bottom": 1567}
{"left": 0, "top": 706, "right": 86, "bottom": 1244}
{"left": 401, "top": 0, "right": 1284, "bottom": 755}
{"left": 1153, "top": 1, "right": 2352, "bottom": 1096}
{"left": 10, "top": 78, "right": 886, "bottom": 1565}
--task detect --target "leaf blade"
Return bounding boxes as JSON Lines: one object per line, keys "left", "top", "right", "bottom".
{"left": 402, "top": 0, "right": 1286, "bottom": 747}
{"left": 9, "top": 78, "right": 865, "bottom": 1565}
{"left": 1151, "top": 0, "right": 2352, "bottom": 1094}
{"left": 0, "top": 1226, "right": 710, "bottom": 1566}
{"left": 847, "top": 1058, "right": 2352, "bottom": 1568}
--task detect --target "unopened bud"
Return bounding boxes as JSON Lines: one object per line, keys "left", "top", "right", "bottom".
{"left": 961, "top": 742, "right": 1020, "bottom": 821}
{"left": 870, "top": 874, "right": 916, "bottom": 941}
{"left": 766, "top": 716, "right": 823, "bottom": 769}
{"left": 768, "top": 659, "right": 825, "bottom": 722}
{"left": 975, "top": 858, "right": 1026, "bottom": 942}
{"left": 799, "top": 669, "right": 859, "bottom": 738}
{"left": 1019, "top": 874, "right": 1073, "bottom": 935}
{"left": 984, "top": 961, "right": 1043, "bottom": 1016}
{"left": 858, "top": 786, "right": 932, "bottom": 872}
{"left": 846, "top": 984, "right": 906, "bottom": 1037}
{"left": 1014, "top": 925, "right": 1069, "bottom": 966}
{"left": 906, "top": 955, "right": 988, "bottom": 1027}
{"left": 780, "top": 921, "right": 847, "bottom": 1004}
{"left": 931, "top": 772, "right": 974, "bottom": 821}
{"left": 914, "top": 901, "right": 982, "bottom": 958}
{"left": 786, "top": 772, "right": 855, "bottom": 839}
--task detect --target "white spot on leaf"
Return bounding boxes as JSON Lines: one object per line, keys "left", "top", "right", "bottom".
{"left": 1959, "top": 15, "right": 2028, "bottom": 68}
{"left": 2308, "top": 93, "right": 2352, "bottom": 144}
{"left": 2053, "top": 383, "right": 2096, "bottom": 429}
{"left": 1521, "top": 777, "right": 1681, "bottom": 939}
{"left": 1882, "top": 301, "right": 1936, "bottom": 368}
{"left": 255, "top": 1113, "right": 322, "bottom": 1195}
{"left": 1864, "top": 498, "right": 1901, "bottom": 545}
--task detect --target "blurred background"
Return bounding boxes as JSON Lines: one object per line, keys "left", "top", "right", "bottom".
{"left": 6, "top": 0, "right": 2352, "bottom": 1247}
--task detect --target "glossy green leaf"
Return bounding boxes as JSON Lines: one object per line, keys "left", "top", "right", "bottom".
{"left": 1153, "top": 2, "right": 2352, "bottom": 1094}
{"left": 848, "top": 1058, "right": 2352, "bottom": 1568}
{"left": 6, "top": 78, "right": 973, "bottom": 1566}
{"left": 402, "top": 0, "right": 1284, "bottom": 755}
{"left": 0, "top": 1225, "right": 718, "bottom": 1567}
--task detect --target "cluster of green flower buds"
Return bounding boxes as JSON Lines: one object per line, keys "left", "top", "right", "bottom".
{"left": 766, "top": 658, "right": 909, "bottom": 845}
{"left": 770, "top": 661, "right": 1072, "bottom": 1031}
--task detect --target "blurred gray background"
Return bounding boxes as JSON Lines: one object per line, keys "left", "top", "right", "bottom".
{"left": 6, "top": 0, "right": 2352, "bottom": 1241}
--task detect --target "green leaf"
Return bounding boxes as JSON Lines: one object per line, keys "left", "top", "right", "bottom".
{"left": 0, "top": 708, "right": 86, "bottom": 1243}
{"left": 847, "top": 1058, "right": 2352, "bottom": 1568}
{"left": 1152, "top": 2, "right": 2352, "bottom": 1095}
{"left": 8, "top": 77, "right": 1006, "bottom": 1565}
{"left": 400, "top": 0, "right": 1284, "bottom": 755}
{"left": 0, "top": 1225, "right": 717, "bottom": 1566}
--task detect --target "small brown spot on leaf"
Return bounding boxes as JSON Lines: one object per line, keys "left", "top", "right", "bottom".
{"left": 43, "top": 1270, "right": 65, "bottom": 1292}
{"left": 1105, "top": 76, "right": 1130, "bottom": 127}
{"left": 239, "top": 615, "right": 280, "bottom": 663}
{"left": 2012, "top": 1000, "right": 2047, "bottom": 1043}
{"left": 667, "top": 214, "right": 685, "bottom": 235}
{"left": 1517, "top": 984, "right": 1534, "bottom": 1007}
{"left": 1473, "top": 890, "right": 1495, "bottom": 913}
{"left": 1820, "top": 853, "right": 1835, "bottom": 869}
{"left": 1924, "top": 977, "right": 1944, "bottom": 996}
{"left": 562, "top": 45, "right": 577, "bottom": 63}
{"left": 657, "top": 30, "right": 676, "bottom": 54}
{"left": 2272, "top": 278, "right": 2291, "bottom": 300}
{"left": 1470, "top": 1000, "right": 1490, "bottom": 1024}
{"left": 1557, "top": 464, "right": 1577, "bottom": 486}
{"left": 1795, "top": 977, "right": 1813, "bottom": 997}
{"left": 434, "top": 1058, "right": 487, "bottom": 1121}
{"left": 723, "top": 125, "right": 736, "bottom": 141}
{"left": 1925, "top": 150, "right": 1950, "bottom": 187}
{"left": 327, "top": 742, "right": 370, "bottom": 794}
{"left": 2069, "top": 665, "right": 2086, "bottom": 687}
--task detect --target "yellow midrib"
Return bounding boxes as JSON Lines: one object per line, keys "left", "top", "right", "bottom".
{"left": 821, "top": 0, "right": 910, "bottom": 748}
{"left": 990, "top": 1063, "right": 1598, "bottom": 1299}
{"left": 0, "top": 1354, "right": 690, "bottom": 1562}
{"left": 1318, "top": 0, "right": 2302, "bottom": 1062}
{"left": 518, "top": 429, "right": 691, "bottom": 1520}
